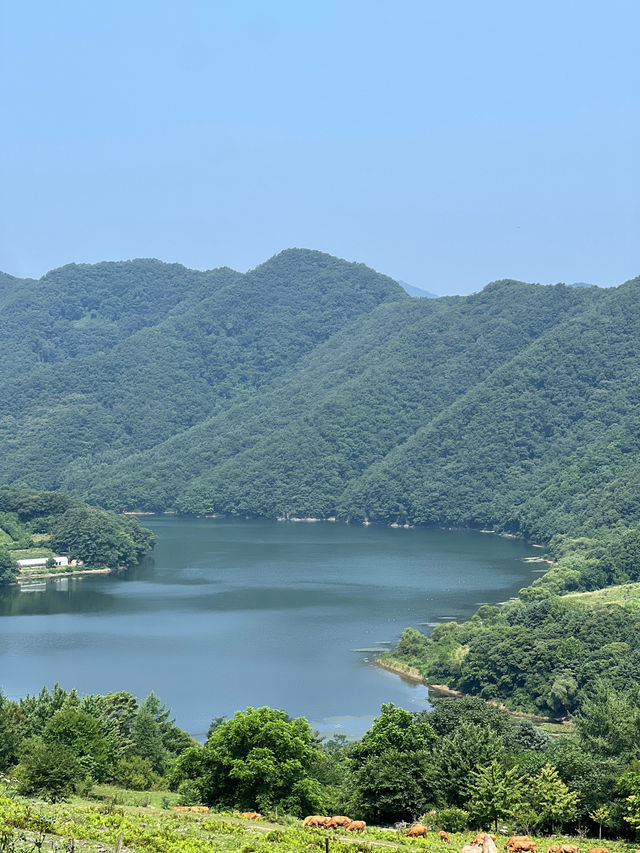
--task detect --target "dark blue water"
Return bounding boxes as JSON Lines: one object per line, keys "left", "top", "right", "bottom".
{"left": 0, "top": 518, "right": 538, "bottom": 739}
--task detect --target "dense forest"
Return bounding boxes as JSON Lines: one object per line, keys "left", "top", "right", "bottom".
{"left": 3, "top": 683, "right": 640, "bottom": 840}
{"left": 3, "top": 248, "right": 639, "bottom": 545}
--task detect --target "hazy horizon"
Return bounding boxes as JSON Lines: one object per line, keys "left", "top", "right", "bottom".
{"left": 0, "top": 247, "right": 617, "bottom": 297}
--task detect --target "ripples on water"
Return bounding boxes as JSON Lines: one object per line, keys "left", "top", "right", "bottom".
{"left": 0, "top": 518, "right": 537, "bottom": 739}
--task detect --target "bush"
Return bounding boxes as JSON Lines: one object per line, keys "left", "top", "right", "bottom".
{"left": 436, "top": 807, "right": 469, "bottom": 832}
{"left": 177, "top": 779, "right": 202, "bottom": 806}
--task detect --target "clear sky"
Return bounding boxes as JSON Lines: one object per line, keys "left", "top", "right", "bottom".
{"left": 1, "top": 0, "right": 638, "bottom": 294}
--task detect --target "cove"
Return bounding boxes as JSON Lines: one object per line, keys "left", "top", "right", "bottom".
{"left": 0, "top": 517, "right": 538, "bottom": 740}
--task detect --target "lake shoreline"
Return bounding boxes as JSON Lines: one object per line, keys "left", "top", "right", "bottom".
{"left": 126, "top": 511, "right": 549, "bottom": 551}
{"left": 1, "top": 517, "right": 539, "bottom": 737}
{"left": 14, "top": 566, "right": 123, "bottom": 584}
{"left": 375, "top": 656, "right": 559, "bottom": 723}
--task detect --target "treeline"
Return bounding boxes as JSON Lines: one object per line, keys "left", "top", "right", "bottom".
{"left": 0, "top": 486, "right": 154, "bottom": 583}
{"left": 3, "top": 686, "right": 640, "bottom": 838}
{"left": 0, "top": 684, "right": 194, "bottom": 801}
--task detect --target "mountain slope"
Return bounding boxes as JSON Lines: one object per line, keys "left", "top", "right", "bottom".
{"left": 62, "top": 279, "right": 601, "bottom": 517}
{"left": 0, "top": 250, "right": 406, "bottom": 488}
{"left": 337, "top": 276, "right": 640, "bottom": 539}
{"left": 1, "top": 249, "right": 638, "bottom": 542}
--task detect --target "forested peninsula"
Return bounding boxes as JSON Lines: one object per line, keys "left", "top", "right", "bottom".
{"left": 2, "top": 248, "right": 640, "bottom": 719}
{"left": 0, "top": 486, "right": 154, "bottom": 583}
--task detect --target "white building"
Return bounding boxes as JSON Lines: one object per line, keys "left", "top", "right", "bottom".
{"left": 17, "top": 555, "right": 69, "bottom": 568}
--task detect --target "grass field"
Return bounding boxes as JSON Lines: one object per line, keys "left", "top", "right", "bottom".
{"left": 561, "top": 583, "right": 640, "bottom": 609}
{"left": 0, "top": 792, "right": 637, "bottom": 853}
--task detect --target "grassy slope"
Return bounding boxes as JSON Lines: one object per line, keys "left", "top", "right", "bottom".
{"left": 561, "top": 582, "right": 640, "bottom": 609}
{"left": 0, "top": 792, "right": 631, "bottom": 853}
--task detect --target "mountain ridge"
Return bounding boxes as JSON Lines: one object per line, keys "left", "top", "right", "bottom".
{"left": 0, "top": 249, "right": 637, "bottom": 543}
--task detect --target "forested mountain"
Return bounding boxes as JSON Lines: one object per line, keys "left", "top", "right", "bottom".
{"left": 1, "top": 249, "right": 639, "bottom": 544}
{"left": 0, "top": 250, "right": 404, "bottom": 490}
{"left": 339, "top": 276, "right": 640, "bottom": 541}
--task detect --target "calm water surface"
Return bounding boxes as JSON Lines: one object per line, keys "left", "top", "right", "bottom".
{"left": 0, "top": 518, "right": 539, "bottom": 739}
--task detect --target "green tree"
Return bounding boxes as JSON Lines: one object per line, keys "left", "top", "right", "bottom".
{"left": 16, "top": 737, "right": 82, "bottom": 801}
{"left": 546, "top": 672, "right": 579, "bottom": 716}
{"left": 173, "top": 706, "right": 322, "bottom": 814}
{"left": 350, "top": 703, "right": 436, "bottom": 762}
{"left": 434, "top": 722, "right": 507, "bottom": 807}
{"left": 576, "top": 685, "right": 640, "bottom": 759}
{"left": 81, "top": 690, "right": 139, "bottom": 755}
{"left": 42, "top": 708, "right": 114, "bottom": 782}
{"left": 467, "top": 760, "right": 523, "bottom": 832}
{"left": 590, "top": 805, "right": 611, "bottom": 840}
{"left": 349, "top": 748, "right": 437, "bottom": 823}
{"left": 132, "top": 704, "right": 167, "bottom": 775}
{"left": 348, "top": 704, "right": 438, "bottom": 823}
{"left": 625, "top": 792, "right": 640, "bottom": 836}
{"left": 425, "top": 696, "right": 510, "bottom": 738}
{"left": 0, "top": 691, "right": 21, "bottom": 771}
{"left": 115, "top": 755, "right": 159, "bottom": 790}
{"left": 0, "top": 546, "right": 17, "bottom": 585}
{"left": 527, "top": 763, "right": 579, "bottom": 832}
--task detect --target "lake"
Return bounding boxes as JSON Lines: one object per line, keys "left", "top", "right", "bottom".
{"left": 0, "top": 518, "right": 539, "bottom": 739}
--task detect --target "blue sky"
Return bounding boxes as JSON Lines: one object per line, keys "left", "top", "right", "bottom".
{"left": 1, "top": 0, "right": 638, "bottom": 294}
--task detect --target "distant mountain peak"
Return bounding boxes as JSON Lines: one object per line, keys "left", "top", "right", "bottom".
{"left": 397, "top": 280, "right": 438, "bottom": 298}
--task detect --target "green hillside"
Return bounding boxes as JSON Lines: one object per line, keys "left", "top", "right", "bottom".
{"left": 0, "top": 250, "right": 405, "bottom": 489}
{"left": 5, "top": 253, "right": 640, "bottom": 824}
{"left": 339, "top": 276, "right": 640, "bottom": 540}
{"left": 3, "top": 250, "right": 640, "bottom": 718}
{"left": 2, "top": 251, "right": 639, "bottom": 545}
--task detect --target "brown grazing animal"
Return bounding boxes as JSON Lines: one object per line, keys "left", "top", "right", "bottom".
{"left": 407, "top": 824, "right": 428, "bottom": 838}
{"left": 440, "top": 831, "right": 452, "bottom": 843}
{"left": 304, "top": 816, "right": 331, "bottom": 827}
{"left": 587, "top": 849, "right": 608, "bottom": 853}
{"left": 561, "top": 846, "right": 578, "bottom": 853}
{"left": 506, "top": 838, "right": 530, "bottom": 851}
{"left": 547, "top": 847, "right": 561, "bottom": 853}
{"left": 173, "top": 807, "right": 190, "bottom": 812}
{"left": 239, "top": 811, "right": 261, "bottom": 820}
{"left": 327, "top": 816, "right": 352, "bottom": 829}
{"left": 511, "top": 844, "right": 536, "bottom": 853}
{"left": 190, "top": 806, "right": 209, "bottom": 813}
{"left": 347, "top": 821, "right": 366, "bottom": 832}
{"left": 474, "top": 835, "right": 497, "bottom": 845}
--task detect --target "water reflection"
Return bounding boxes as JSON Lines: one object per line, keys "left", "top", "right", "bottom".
{"left": 0, "top": 518, "right": 537, "bottom": 739}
